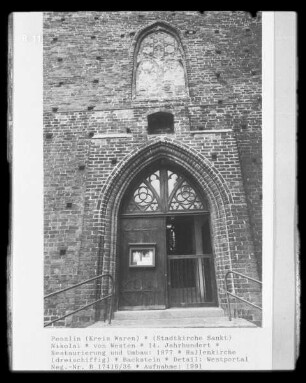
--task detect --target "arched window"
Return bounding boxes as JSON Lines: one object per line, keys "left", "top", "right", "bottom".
{"left": 123, "top": 168, "right": 208, "bottom": 214}
{"left": 147, "top": 112, "right": 174, "bottom": 134}
{"left": 133, "top": 24, "right": 188, "bottom": 99}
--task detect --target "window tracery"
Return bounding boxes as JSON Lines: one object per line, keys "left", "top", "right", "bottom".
{"left": 134, "top": 27, "right": 187, "bottom": 99}
{"left": 123, "top": 168, "right": 207, "bottom": 214}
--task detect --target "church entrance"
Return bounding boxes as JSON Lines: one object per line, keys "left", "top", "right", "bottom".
{"left": 118, "top": 165, "right": 218, "bottom": 310}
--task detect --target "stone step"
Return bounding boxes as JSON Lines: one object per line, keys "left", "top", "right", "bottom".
{"left": 114, "top": 307, "right": 225, "bottom": 321}
{"left": 87, "top": 307, "right": 257, "bottom": 328}
{"left": 88, "top": 316, "right": 256, "bottom": 328}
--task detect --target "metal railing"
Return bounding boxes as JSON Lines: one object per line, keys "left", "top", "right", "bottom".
{"left": 224, "top": 270, "right": 262, "bottom": 321}
{"left": 44, "top": 274, "right": 114, "bottom": 327}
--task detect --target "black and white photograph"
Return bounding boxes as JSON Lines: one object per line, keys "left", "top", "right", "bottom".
{"left": 9, "top": 11, "right": 297, "bottom": 371}
{"left": 42, "top": 11, "right": 264, "bottom": 329}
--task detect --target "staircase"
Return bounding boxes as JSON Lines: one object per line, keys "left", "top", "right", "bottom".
{"left": 88, "top": 307, "right": 256, "bottom": 328}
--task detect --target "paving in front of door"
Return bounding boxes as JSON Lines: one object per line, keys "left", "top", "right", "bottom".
{"left": 87, "top": 308, "right": 257, "bottom": 328}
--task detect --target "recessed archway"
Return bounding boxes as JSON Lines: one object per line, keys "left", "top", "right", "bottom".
{"left": 118, "top": 161, "right": 218, "bottom": 309}
{"left": 96, "top": 138, "right": 234, "bottom": 314}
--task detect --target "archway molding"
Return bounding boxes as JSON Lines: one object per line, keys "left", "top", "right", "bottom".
{"left": 96, "top": 137, "right": 234, "bottom": 307}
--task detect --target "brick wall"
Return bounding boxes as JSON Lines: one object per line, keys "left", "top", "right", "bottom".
{"left": 43, "top": 11, "right": 262, "bottom": 326}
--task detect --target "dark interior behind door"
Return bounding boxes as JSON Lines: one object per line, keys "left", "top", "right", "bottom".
{"left": 167, "top": 215, "right": 217, "bottom": 307}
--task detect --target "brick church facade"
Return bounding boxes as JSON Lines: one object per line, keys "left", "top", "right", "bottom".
{"left": 44, "top": 11, "right": 262, "bottom": 327}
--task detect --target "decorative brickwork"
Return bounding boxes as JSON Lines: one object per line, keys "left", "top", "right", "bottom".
{"left": 44, "top": 11, "right": 262, "bottom": 327}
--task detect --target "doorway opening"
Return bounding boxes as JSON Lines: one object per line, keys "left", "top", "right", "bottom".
{"left": 118, "top": 164, "right": 218, "bottom": 310}
{"left": 166, "top": 215, "right": 216, "bottom": 307}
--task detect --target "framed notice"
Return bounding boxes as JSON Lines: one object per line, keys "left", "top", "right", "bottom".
{"left": 129, "top": 244, "right": 156, "bottom": 267}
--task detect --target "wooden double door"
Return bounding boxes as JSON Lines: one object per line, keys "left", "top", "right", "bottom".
{"left": 118, "top": 214, "right": 218, "bottom": 310}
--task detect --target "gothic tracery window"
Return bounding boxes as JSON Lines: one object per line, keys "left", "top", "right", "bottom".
{"left": 168, "top": 171, "right": 205, "bottom": 211}
{"left": 134, "top": 27, "right": 187, "bottom": 99}
{"left": 123, "top": 168, "right": 207, "bottom": 214}
{"left": 126, "top": 171, "right": 161, "bottom": 213}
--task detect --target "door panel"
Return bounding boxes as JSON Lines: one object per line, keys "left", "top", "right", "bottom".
{"left": 119, "top": 217, "right": 167, "bottom": 310}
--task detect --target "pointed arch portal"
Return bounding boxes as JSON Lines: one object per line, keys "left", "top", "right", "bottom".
{"left": 118, "top": 162, "right": 218, "bottom": 310}
{"left": 97, "top": 138, "right": 233, "bottom": 312}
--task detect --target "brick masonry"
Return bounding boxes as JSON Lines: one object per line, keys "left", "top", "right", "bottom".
{"left": 43, "top": 11, "right": 262, "bottom": 327}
